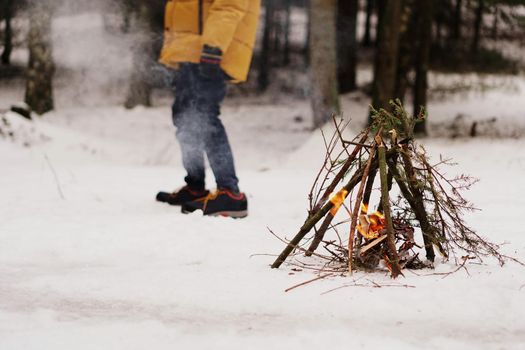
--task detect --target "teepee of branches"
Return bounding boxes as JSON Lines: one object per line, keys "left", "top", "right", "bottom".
{"left": 271, "top": 101, "right": 513, "bottom": 278}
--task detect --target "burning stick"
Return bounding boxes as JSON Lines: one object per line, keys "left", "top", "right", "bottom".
{"left": 306, "top": 189, "right": 348, "bottom": 256}
{"left": 271, "top": 146, "right": 398, "bottom": 269}
{"left": 359, "top": 235, "right": 387, "bottom": 256}
{"left": 271, "top": 159, "right": 368, "bottom": 269}
{"left": 377, "top": 135, "right": 403, "bottom": 278}
{"left": 348, "top": 140, "right": 378, "bottom": 273}
{"left": 311, "top": 132, "right": 369, "bottom": 213}
{"left": 356, "top": 166, "right": 378, "bottom": 250}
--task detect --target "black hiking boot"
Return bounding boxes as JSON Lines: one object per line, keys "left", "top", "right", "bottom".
{"left": 181, "top": 189, "right": 248, "bottom": 218}
{"left": 156, "top": 186, "right": 209, "bottom": 206}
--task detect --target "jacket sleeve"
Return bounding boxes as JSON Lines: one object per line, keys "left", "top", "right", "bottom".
{"left": 201, "top": 0, "right": 249, "bottom": 53}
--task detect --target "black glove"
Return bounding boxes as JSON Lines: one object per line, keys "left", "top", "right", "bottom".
{"left": 199, "top": 45, "right": 223, "bottom": 79}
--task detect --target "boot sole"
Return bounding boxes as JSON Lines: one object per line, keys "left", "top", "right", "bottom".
{"left": 157, "top": 191, "right": 209, "bottom": 206}
{"left": 159, "top": 200, "right": 183, "bottom": 206}
{"left": 208, "top": 210, "right": 248, "bottom": 219}
{"left": 156, "top": 196, "right": 183, "bottom": 206}
{"left": 181, "top": 208, "right": 248, "bottom": 218}
{"left": 181, "top": 207, "right": 200, "bottom": 214}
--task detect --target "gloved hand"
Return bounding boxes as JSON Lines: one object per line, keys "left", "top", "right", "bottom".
{"left": 199, "top": 45, "right": 223, "bottom": 79}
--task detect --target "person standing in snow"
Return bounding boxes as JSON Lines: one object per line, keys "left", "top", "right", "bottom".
{"left": 156, "top": 0, "right": 261, "bottom": 218}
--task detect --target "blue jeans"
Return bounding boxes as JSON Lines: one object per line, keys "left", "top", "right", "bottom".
{"left": 171, "top": 63, "right": 239, "bottom": 193}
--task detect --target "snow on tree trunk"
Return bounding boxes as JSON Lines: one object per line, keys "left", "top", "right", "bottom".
{"left": 25, "top": 1, "right": 55, "bottom": 115}
{"left": 309, "top": 0, "right": 339, "bottom": 129}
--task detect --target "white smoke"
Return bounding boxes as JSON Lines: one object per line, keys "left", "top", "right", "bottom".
{"left": 0, "top": 0, "right": 167, "bottom": 109}
{"left": 50, "top": 0, "right": 136, "bottom": 107}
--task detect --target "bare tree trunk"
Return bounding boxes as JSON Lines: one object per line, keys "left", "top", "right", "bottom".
{"left": 471, "top": 0, "right": 484, "bottom": 54}
{"left": 337, "top": 0, "right": 358, "bottom": 93}
{"left": 452, "top": 0, "right": 462, "bottom": 41}
{"left": 25, "top": 1, "right": 55, "bottom": 115}
{"left": 1, "top": 0, "right": 14, "bottom": 65}
{"left": 491, "top": 6, "right": 498, "bottom": 39}
{"left": 310, "top": 0, "right": 339, "bottom": 129}
{"left": 363, "top": 0, "right": 374, "bottom": 46}
{"left": 369, "top": 0, "right": 403, "bottom": 123}
{"left": 413, "top": 0, "right": 434, "bottom": 136}
{"left": 435, "top": 14, "right": 443, "bottom": 48}
{"left": 375, "top": 0, "right": 386, "bottom": 47}
{"left": 394, "top": 0, "right": 415, "bottom": 103}
{"left": 303, "top": 0, "right": 310, "bottom": 67}
{"left": 283, "top": 0, "right": 291, "bottom": 66}
{"left": 272, "top": 1, "right": 285, "bottom": 55}
{"left": 258, "top": 0, "right": 275, "bottom": 91}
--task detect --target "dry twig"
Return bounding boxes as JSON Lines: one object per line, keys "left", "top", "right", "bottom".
{"left": 285, "top": 273, "right": 335, "bottom": 292}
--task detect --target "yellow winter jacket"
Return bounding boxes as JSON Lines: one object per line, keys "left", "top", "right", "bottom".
{"left": 160, "top": 0, "right": 261, "bottom": 83}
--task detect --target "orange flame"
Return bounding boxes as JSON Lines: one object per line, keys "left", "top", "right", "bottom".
{"left": 356, "top": 204, "right": 386, "bottom": 240}
{"left": 329, "top": 189, "right": 348, "bottom": 216}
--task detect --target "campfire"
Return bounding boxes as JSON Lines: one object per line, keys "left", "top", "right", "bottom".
{"left": 357, "top": 204, "right": 385, "bottom": 240}
{"left": 271, "top": 101, "right": 512, "bottom": 278}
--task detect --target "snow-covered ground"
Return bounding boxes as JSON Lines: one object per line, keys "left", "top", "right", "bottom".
{"left": 1, "top": 102, "right": 525, "bottom": 349}
{"left": 2, "top": 10, "right": 525, "bottom": 350}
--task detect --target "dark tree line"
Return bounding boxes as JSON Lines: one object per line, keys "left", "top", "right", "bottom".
{"left": 368, "top": 0, "right": 525, "bottom": 134}
{"left": 370, "top": 0, "right": 434, "bottom": 135}
{"left": 1, "top": 0, "right": 524, "bottom": 125}
{"left": 0, "top": 0, "right": 165, "bottom": 114}
{"left": 1, "top": 0, "right": 55, "bottom": 115}
{"left": 257, "top": 0, "right": 525, "bottom": 131}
